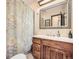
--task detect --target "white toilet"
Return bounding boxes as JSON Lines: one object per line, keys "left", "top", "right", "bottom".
{"left": 11, "top": 54, "right": 27, "bottom": 59}
{"left": 10, "top": 53, "right": 34, "bottom": 59}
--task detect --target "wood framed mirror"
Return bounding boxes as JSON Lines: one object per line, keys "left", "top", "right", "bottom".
{"left": 39, "top": 0, "right": 72, "bottom": 29}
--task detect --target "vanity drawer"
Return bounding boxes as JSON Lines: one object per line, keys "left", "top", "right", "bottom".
{"left": 33, "top": 50, "right": 40, "bottom": 59}
{"left": 33, "top": 38, "right": 41, "bottom": 44}
{"left": 42, "top": 40, "right": 73, "bottom": 52}
{"left": 33, "top": 43, "right": 40, "bottom": 51}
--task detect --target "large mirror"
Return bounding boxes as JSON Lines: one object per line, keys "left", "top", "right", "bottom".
{"left": 39, "top": 0, "right": 72, "bottom": 29}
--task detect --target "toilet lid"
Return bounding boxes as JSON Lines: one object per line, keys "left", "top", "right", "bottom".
{"left": 11, "top": 54, "right": 27, "bottom": 59}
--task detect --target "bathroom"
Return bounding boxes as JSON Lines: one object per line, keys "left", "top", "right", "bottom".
{"left": 6, "top": 0, "right": 73, "bottom": 59}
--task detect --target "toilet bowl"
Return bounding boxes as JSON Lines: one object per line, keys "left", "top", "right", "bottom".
{"left": 11, "top": 54, "right": 27, "bottom": 59}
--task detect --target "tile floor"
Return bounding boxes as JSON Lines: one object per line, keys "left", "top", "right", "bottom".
{"left": 27, "top": 53, "right": 34, "bottom": 59}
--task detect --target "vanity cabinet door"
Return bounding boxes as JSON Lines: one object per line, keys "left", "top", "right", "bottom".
{"left": 43, "top": 45, "right": 71, "bottom": 59}
{"left": 43, "top": 45, "right": 50, "bottom": 59}
{"left": 50, "top": 47, "right": 66, "bottom": 59}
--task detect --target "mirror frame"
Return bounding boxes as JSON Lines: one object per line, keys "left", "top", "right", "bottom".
{"left": 39, "top": 0, "right": 72, "bottom": 29}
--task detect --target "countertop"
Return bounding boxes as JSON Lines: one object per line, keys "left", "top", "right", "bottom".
{"left": 33, "top": 35, "right": 73, "bottom": 43}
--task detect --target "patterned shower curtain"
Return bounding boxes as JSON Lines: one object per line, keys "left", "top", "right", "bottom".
{"left": 7, "top": 0, "right": 33, "bottom": 59}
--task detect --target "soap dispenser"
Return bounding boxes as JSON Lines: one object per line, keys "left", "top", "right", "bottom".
{"left": 68, "top": 30, "right": 73, "bottom": 38}
{"left": 57, "top": 31, "right": 60, "bottom": 37}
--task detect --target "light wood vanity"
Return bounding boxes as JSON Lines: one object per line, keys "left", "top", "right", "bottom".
{"left": 32, "top": 36, "right": 73, "bottom": 59}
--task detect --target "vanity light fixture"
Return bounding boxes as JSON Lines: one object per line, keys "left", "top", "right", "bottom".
{"left": 38, "top": 0, "right": 55, "bottom": 6}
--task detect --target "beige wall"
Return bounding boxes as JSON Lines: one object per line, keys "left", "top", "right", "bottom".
{"left": 34, "top": 0, "right": 72, "bottom": 37}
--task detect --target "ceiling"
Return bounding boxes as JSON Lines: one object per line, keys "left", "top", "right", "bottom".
{"left": 26, "top": 0, "right": 38, "bottom": 4}
{"left": 23, "top": 0, "right": 40, "bottom": 11}
{"left": 23, "top": 0, "right": 66, "bottom": 11}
